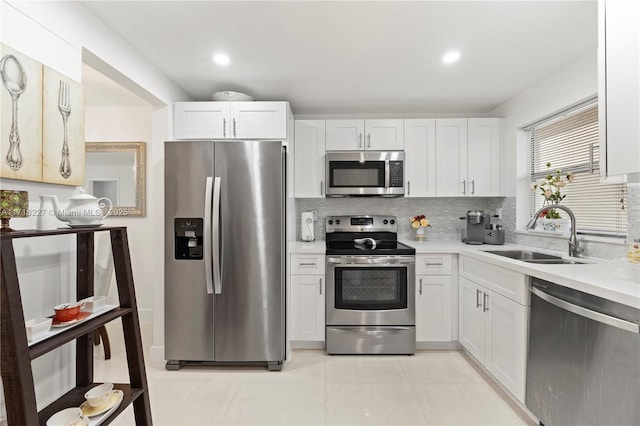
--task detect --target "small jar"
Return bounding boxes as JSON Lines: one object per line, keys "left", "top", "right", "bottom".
{"left": 627, "top": 238, "right": 640, "bottom": 263}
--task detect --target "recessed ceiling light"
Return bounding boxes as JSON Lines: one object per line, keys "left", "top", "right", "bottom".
{"left": 442, "top": 50, "right": 460, "bottom": 65}
{"left": 213, "top": 53, "right": 230, "bottom": 66}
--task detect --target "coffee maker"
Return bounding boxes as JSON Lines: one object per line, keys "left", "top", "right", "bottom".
{"left": 460, "top": 210, "right": 486, "bottom": 245}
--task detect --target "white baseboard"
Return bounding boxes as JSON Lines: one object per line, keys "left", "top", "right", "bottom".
{"left": 291, "top": 341, "right": 325, "bottom": 350}
{"left": 416, "top": 341, "right": 461, "bottom": 350}
{"left": 149, "top": 345, "right": 165, "bottom": 366}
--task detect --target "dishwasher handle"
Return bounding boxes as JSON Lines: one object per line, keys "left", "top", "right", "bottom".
{"left": 531, "top": 286, "right": 640, "bottom": 334}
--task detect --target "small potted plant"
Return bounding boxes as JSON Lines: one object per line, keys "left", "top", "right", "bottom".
{"left": 410, "top": 214, "right": 431, "bottom": 240}
{"left": 531, "top": 162, "right": 575, "bottom": 233}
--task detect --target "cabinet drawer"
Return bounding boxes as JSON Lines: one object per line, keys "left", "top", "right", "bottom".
{"left": 415, "top": 254, "right": 452, "bottom": 275}
{"left": 459, "top": 256, "right": 527, "bottom": 305}
{"left": 291, "top": 253, "right": 325, "bottom": 275}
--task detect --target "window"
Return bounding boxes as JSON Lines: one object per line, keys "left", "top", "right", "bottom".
{"left": 528, "top": 100, "right": 627, "bottom": 236}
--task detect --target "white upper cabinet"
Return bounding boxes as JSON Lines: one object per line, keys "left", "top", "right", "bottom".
{"left": 294, "top": 120, "right": 326, "bottom": 198}
{"left": 598, "top": 0, "right": 640, "bottom": 177}
{"left": 365, "top": 119, "right": 404, "bottom": 150}
{"left": 325, "top": 119, "right": 403, "bottom": 151}
{"left": 231, "top": 102, "right": 288, "bottom": 140}
{"left": 325, "top": 120, "right": 365, "bottom": 150}
{"left": 404, "top": 119, "right": 436, "bottom": 197}
{"left": 174, "top": 101, "right": 289, "bottom": 140}
{"left": 435, "top": 118, "right": 468, "bottom": 196}
{"left": 435, "top": 118, "right": 500, "bottom": 196}
{"left": 467, "top": 118, "right": 500, "bottom": 196}
{"left": 174, "top": 102, "right": 229, "bottom": 139}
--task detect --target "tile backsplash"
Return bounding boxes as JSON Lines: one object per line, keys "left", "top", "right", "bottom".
{"left": 296, "top": 189, "right": 636, "bottom": 261}
{"left": 295, "top": 197, "right": 505, "bottom": 241}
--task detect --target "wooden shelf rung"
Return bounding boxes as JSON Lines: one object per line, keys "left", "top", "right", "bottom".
{"left": 37, "top": 383, "right": 144, "bottom": 426}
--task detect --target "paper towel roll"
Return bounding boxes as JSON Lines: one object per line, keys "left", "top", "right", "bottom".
{"left": 301, "top": 212, "right": 315, "bottom": 242}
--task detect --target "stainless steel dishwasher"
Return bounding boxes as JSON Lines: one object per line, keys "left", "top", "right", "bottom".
{"left": 526, "top": 278, "right": 640, "bottom": 426}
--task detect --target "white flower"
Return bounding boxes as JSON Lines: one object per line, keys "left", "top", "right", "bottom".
{"left": 553, "top": 181, "right": 566, "bottom": 188}
{"left": 544, "top": 190, "right": 552, "bottom": 199}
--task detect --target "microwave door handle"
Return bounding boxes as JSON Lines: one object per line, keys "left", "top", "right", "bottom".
{"left": 385, "top": 160, "right": 390, "bottom": 188}
{"left": 203, "top": 177, "right": 214, "bottom": 295}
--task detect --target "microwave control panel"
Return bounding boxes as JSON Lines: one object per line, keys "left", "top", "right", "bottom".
{"left": 389, "top": 161, "right": 404, "bottom": 187}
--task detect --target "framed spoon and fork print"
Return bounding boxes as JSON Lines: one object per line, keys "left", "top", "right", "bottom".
{"left": 0, "top": 43, "right": 85, "bottom": 186}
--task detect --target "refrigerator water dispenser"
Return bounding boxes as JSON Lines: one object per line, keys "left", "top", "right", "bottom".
{"left": 174, "top": 218, "right": 203, "bottom": 259}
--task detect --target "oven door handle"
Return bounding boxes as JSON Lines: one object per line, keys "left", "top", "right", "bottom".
{"left": 327, "top": 257, "right": 415, "bottom": 265}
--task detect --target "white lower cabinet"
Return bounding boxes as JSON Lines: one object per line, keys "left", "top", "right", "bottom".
{"left": 416, "top": 275, "right": 452, "bottom": 341}
{"left": 458, "top": 259, "right": 527, "bottom": 402}
{"left": 415, "top": 254, "right": 456, "bottom": 343}
{"left": 290, "top": 253, "right": 325, "bottom": 344}
{"left": 291, "top": 274, "right": 325, "bottom": 341}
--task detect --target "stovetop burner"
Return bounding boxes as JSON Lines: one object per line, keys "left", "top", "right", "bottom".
{"left": 325, "top": 215, "right": 415, "bottom": 256}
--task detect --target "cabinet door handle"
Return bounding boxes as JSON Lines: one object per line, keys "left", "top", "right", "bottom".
{"left": 419, "top": 278, "right": 423, "bottom": 295}
{"left": 223, "top": 118, "right": 226, "bottom": 138}
{"left": 298, "top": 263, "right": 317, "bottom": 266}
{"left": 358, "top": 133, "right": 363, "bottom": 149}
{"left": 471, "top": 180, "right": 475, "bottom": 195}
{"left": 476, "top": 289, "right": 482, "bottom": 308}
{"left": 589, "top": 143, "right": 595, "bottom": 173}
{"left": 320, "top": 181, "right": 323, "bottom": 196}
{"left": 233, "top": 118, "right": 237, "bottom": 137}
{"left": 367, "top": 133, "right": 371, "bottom": 148}
{"left": 483, "top": 292, "right": 489, "bottom": 312}
{"left": 407, "top": 181, "right": 411, "bottom": 195}
{"left": 319, "top": 278, "right": 323, "bottom": 295}
{"left": 462, "top": 180, "right": 466, "bottom": 195}
{"left": 425, "top": 262, "right": 444, "bottom": 266}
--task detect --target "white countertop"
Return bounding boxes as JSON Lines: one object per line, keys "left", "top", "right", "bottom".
{"left": 289, "top": 238, "right": 640, "bottom": 309}
{"left": 288, "top": 240, "right": 326, "bottom": 253}
{"left": 404, "top": 239, "right": 640, "bottom": 309}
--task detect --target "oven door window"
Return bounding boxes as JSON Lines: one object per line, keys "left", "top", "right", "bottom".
{"left": 335, "top": 267, "right": 407, "bottom": 310}
{"left": 329, "top": 161, "right": 385, "bottom": 188}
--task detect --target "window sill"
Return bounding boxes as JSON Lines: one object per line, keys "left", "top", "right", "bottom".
{"left": 515, "top": 230, "right": 627, "bottom": 245}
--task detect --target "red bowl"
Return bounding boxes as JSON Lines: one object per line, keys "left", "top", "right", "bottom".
{"left": 54, "top": 304, "right": 81, "bottom": 322}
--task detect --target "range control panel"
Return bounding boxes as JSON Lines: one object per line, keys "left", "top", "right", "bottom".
{"left": 326, "top": 215, "right": 398, "bottom": 233}
{"left": 389, "top": 161, "right": 404, "bottom": 188}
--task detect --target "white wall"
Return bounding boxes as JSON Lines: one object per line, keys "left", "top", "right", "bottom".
{"left": 85, "top": 106, "right": 155, "bottom": 324}
{"left": 488, "top": 49, "right": 629, "bottom": 259}
{"left": 490, "top": 49, "right": 598, "bottom": 225}
{"left": 0, "top": 1, "right": 188, "bottom": 415}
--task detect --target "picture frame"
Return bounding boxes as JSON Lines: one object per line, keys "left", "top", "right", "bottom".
{"left": 0, "top": 44, "right": 43, "bottom": 182}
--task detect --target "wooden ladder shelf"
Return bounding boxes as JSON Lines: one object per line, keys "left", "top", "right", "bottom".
{"left": 1, "top": 227, "right": 152, "bottom": 425}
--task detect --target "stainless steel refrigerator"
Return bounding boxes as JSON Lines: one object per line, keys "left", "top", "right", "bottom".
{"left": 164, "top": 140, "right": 286, "bottom": 371}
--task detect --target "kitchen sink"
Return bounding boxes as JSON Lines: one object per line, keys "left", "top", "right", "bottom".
{"left": 484, "top": 250, "right": 562, "bottom": 261}
{"left": 484, "top": 250, "right": 586, "bottom": 265}
{"left": 522, "top": 259, "right": 585, "bottom": 265}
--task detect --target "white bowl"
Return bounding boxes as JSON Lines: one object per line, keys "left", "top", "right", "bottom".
{"left": 46, "top": 407, "right": 87, "bottom": 425}
{"left": 211, "top": 90, "right": 254, "bottom": 101}
{"left": 84, "top": 382, "right": 114, "bottom": 408}
{"left": 81, "top": 296, "right": 106, "bottom": 313}
{"left": 25, "top": 317, "right": 52, "bottom": 341}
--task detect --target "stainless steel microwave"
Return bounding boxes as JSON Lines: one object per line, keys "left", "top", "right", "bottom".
{"left": 325, "top": 151, "right": 405, "bottom": 197}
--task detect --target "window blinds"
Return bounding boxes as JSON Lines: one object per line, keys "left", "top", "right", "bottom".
{"left": 528, "top": 102, "right": 627, "bottom": 235}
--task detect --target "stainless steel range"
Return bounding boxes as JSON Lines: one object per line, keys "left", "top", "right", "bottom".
{"left": 325, "top": 215, "right": 416, "bottom": 355}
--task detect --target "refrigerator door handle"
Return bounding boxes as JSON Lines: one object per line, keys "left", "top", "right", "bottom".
{"left": 203, "top": 177, "right": 214, "bottom": 295}
{"left": 212, "top": 176, "right": 223, "bottom": 294}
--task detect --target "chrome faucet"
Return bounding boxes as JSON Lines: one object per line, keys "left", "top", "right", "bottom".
{"left": 526, "top": 204, "right": 584, "bottom": 257}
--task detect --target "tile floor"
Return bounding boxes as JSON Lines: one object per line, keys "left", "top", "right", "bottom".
{"left": 95, "top": 324, "right": 531, "bottom": 425}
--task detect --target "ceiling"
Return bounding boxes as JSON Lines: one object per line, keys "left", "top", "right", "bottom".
{"left": 80, "top": 1, "right": 597, "bottom": 115}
